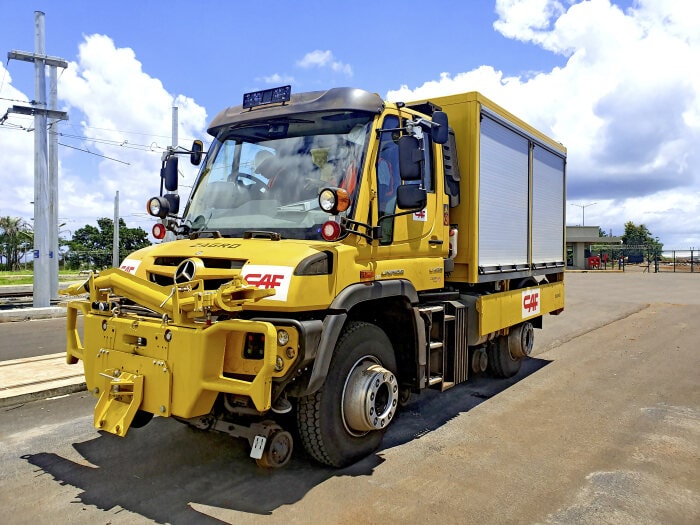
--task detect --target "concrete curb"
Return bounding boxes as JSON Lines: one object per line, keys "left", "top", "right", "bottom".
{"left": 0, "top": 353, "right": 87, "bottom": 408}
{"left": 0, "top": 306, "right": 67, "bottom": 323}
{"left": 0, "top": 381, "right": 87, "bottom": 408}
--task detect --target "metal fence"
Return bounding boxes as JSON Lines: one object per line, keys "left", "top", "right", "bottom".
{"left": 581, "top": 245, "right": 698, "bottom": 273}
{"left": 652, "top": 249, "right": 698, "bottom": 273}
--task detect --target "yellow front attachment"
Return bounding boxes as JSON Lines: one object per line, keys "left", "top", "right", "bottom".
{"left": 94, "top": 370, "right": 144, "bottom": 436}
{"left": 64, "top": 297, "right": 279, "bottom": 438}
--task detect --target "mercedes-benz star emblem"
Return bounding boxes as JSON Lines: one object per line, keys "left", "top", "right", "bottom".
{"left": 174, "top": 258, "right": 197, "bottom": 284}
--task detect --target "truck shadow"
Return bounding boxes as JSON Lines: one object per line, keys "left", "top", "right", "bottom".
{"left": 23, "top": 357, "right": 550, "bottom": 523}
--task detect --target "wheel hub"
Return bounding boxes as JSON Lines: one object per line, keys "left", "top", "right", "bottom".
{"left": 342, "top": 360, "right": 398, "bottom": 435}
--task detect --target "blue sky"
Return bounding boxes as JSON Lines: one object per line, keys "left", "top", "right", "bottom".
{"left": 1, "top": 0, "right": 698, "bottom": 248}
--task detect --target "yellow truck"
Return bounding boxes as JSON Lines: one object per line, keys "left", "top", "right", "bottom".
{"left": 62, "top": 86, "right": 566, "bottom": 468}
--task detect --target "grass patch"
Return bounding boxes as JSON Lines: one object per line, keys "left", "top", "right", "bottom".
{"left": 0, "top": 270, "right": 83, "bottom": 286}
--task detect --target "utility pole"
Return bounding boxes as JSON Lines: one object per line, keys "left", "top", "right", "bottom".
{"left": 113, "top": 191, "right": 120, "bottom": 268}
{"left": 49, "top": 65, "right": 59, "bottom": 298}
{"left": 7, "top": 11, "right": 68, "bottom": 307}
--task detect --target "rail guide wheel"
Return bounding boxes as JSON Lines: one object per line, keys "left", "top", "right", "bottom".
{"left": 255, "top": 429, "right": 294, "bottom": 468}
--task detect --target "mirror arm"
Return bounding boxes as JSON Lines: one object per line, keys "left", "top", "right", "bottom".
{"left": 375, "top": 126, "right": 406, "bottom": 138}
{"left": 377, "top": 207, "right": 425, "bottom": 224}
{"left": 340, "top": 217, "right": 376, "bottom": 242}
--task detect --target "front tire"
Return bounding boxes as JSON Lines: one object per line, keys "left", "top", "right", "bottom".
{"left": 297, "top": 321, "right": 398, "bottom": 467}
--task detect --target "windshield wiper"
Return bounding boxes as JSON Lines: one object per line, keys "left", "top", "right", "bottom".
{"left": 243, "top": 230, "right": 282, "bottom": 241}
{"left": 189, "top": 229, "right": 222, "bottom": 240}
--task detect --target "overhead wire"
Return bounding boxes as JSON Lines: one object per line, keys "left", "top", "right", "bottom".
{"left": 57, "top": 141, "right": 131, "bottom": 165}
{"left": 1, "top": 94, "right": 210, "bottom": 164}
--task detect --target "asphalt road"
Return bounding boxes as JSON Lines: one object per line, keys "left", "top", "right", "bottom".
{"left": 1, "top": 271, "right": 698, "bottom": 524}
{"left": 0, "top": 317, "right": 81, "bottom": 361}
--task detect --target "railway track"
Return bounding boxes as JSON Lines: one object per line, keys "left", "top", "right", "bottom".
{"left": 0, "top": 290, "right": 35, "bottom": 299}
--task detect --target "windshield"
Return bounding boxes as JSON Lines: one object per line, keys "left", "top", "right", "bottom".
{"left": 183, "top": 111, "right": 373, "bottom": 240}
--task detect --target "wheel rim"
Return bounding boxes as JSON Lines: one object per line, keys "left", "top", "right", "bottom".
{"left": 341, "top": 356, "right": 398, "bottom": 437}
{"left": 508, "top": 322, "right": 534, "bottom": 359}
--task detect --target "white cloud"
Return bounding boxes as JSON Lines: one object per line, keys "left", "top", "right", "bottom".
{"left": 297, "top": 49, "right": 353, "bottom": 76}
{"left": 0, "top": 63, "right": 36, "bottom": 221}
{"left": 54, "top": 34, "right": 208, "bottom": 234}
{"left": 1, "top": 34, "right": 208, "bottom": 239}
{"left": 257, "top": 73, "right": 295, "bottom": 85}
{"left": 387, "top": 0, "right": 700, "bottom": 247}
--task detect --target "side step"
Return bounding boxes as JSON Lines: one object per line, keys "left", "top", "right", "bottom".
{"left": 419, "top": 302, "right": 468, "bottom": 391}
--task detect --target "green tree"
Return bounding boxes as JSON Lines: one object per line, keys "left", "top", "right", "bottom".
{"left": 0, "top": 216, "right": 32, "bottom": 271}
{"left": 66, "top": 218, "right": 151, "bottom": 270}
{"left": 621, "top": 221, "right": 663, "bottom": 259}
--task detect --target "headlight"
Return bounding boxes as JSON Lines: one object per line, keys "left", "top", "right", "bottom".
{"left": 277, "top": 329, "right": 290, "bottom": 346}
{"left": 318, "top": 187, "right": 350, "bottom": 215}
{"left": 147, "top": 196, "right": 170, "bottom": 218}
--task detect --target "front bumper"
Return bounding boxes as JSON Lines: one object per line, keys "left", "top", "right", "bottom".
{"left": 63, "top": 269, "right": 280, "bottom": 437}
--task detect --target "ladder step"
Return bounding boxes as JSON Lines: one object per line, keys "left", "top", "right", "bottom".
{"left": 429, "top": 341, "right": 443, "bottom": 350}
{"left": 428, "top": 375, "right": 443, "bottom": 386}
{"left": 420, "top": 306, "right": 444, "bottom": 314}
{"left": 444, "top": 314, "right": 455, "bottom": 321}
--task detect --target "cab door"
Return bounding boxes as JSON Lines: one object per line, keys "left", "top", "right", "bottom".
{"left": 374, "top": 114, "right": 442, "bottom": 260}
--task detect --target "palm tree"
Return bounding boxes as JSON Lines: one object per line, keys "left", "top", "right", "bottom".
{"left": 0, "top": 216, "right": 33, "bottom": 271}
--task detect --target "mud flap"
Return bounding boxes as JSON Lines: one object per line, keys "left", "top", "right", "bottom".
{"left": 94, "top": 370, "right": 145, "bottom": 437}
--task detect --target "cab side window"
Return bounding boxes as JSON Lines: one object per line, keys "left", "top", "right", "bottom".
{"left": 377, "top": 116, "right": 401, "bottom": 244}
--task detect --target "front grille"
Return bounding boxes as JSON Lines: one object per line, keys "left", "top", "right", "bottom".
{"left": 148, "top": 257, "right": 247, "bottom": 290}
{"left": 152, "top": 257, "right": 246, "bottom": 270}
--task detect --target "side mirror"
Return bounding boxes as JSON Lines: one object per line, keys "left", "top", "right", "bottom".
{"left": 163, "top": 157, "right": 179, "bottom": 192}
{"left": 431, "top": 111, "right": 449, "bottom": 145}
{"left": 190, "top": 140, "right": 203, "bottom": 166}
{"left": 396, "top": 185, "right": 427, "bottom": 210}
{"left": 398, "top": 136, "right": 422, "bottom": 181}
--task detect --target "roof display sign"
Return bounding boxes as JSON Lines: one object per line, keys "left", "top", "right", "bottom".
{"left": 242, "top": 85, "right": 292, "bottom": 109}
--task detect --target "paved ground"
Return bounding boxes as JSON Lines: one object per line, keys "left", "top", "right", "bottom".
{"left": 0, "top": 270, "right": 698, "bottom": 524}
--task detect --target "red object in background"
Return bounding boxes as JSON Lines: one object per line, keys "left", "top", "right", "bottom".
{"left": 587, "top": 256, "right": 601, "bottom": 269}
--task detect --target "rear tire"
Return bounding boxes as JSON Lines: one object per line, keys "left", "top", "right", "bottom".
{"left": 297, "top": 321, "right": 398, "bottom": 467}
{"left": 487, "top": 336, "right": 522, "bottom": 378}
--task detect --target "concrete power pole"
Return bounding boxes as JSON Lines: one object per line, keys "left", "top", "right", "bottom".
{"left": 113, "top": 191, "right": 120, "bottom": 268}
{"left": 32, "top": 12, "right": 49, "bottom": 307}
{"left": 7, "top": 11, "right": 68, "bottom": 307}
{"left": 49, "top": 66, "right": 59, "bottom": 298}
